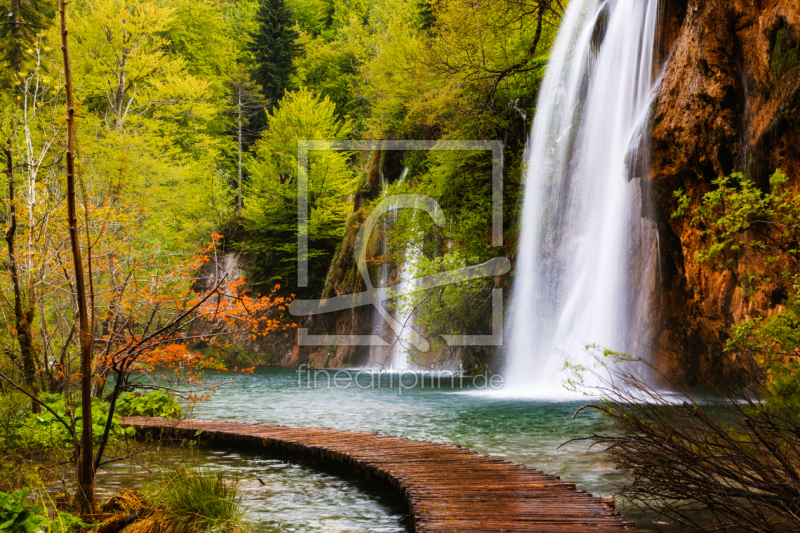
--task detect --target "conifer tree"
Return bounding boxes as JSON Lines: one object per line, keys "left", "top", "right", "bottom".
{"left": 0, "top": 0, "right": 52, "bottom": 80}
{"left": 225, "top": 69, "right": 266, "bottom": 214}
{"left": 249, "top": 0, "right": 301, "bottom": 109}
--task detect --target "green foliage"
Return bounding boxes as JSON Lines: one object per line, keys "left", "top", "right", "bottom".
{"left": 728, "top": 288, "right": 800, "bottom": 412}
{"left": 250, "top": 0, "right": 302, "bottom": 107}
{"left": 288, "top": 0, "right": 332, "bottom": 37}
{"left": 686, "top": 169, "right": 800, "bottom": 412}
{"left": 0, "top": 488, "right": 86, "bottom": 533}
{"left": 137, "top": 467, "right": 249, "bottom": 533}
{"left": 293, "top": 31, "right": 360, "bottom": 117}
{"left": 671, "top": 188, "right": 690, "bottom": 219}
{"left": 0, "top": 392, "right": 30, "bottom": 452}
{"left": 771, "top": 25, "right": 800, "bottom": 81}
{"left": 0, "top": 0, "right": 53, "bottom": 80}
{"left": 116, "top": 391, "right": 182, "bottom": 419}
{"left": 395, "top": 243, "right": 494, "bottom": 360}
{"left": 67, "top": 0, "right": 239, "bottom": 245}
{"left": 161, "top": 0, "right": 237, "bottom": 95}
{"left": 13, "top": 394, "right": 133, "bottom": 451}
{"left": 357, "top": 0, "right": 558, "bottom": 138}
{"left": 690, "top": 170, "right": 800, "bottom": 271}
{"left": 241, "top": 88, "right": 353, "bottom": 296}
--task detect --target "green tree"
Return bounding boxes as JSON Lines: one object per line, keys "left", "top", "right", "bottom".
{"left": 225, "top": 69, "right": 266, "bottom": 215}
{"left": 242, "top": 89, "right": 352, "bottom": 296}
{"left": 69, "top": 0, "right": 234, "bottom": 245}
{"left": 288, "top": 0, "right": 331, "bottom": 37}
{"left": 249, "top": 0, "right": 302, "bottom": 108}
{"left": 0, "top": 0, "right": 52, "bottom": 79}
{"left": 161, "top": 0, "right": 237, "bottom": 96}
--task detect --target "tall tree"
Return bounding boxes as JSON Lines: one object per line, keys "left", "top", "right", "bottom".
{"left": 244, "top": 89, "right": 352, "bottom": 296}
{"left": 60, "top": 0, "right": 96, "bottom": 511}
{"left": 3, "top": 140, "right": 39, "bottom": 413}
{"left": 4, "top": 33, "right": 64, "bottom": 409}
{"left": 249, "top": 0, "right": 301, "bottom": 109}
{"left": 226, "top": 70, "right": 266, "bottom": 215}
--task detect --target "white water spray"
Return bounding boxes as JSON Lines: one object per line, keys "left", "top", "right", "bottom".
{"left": 505, "top": 0, "right": 662, "bottom": 394}
{"left": 390, "top": 215, "right": 424, "bottom": 370}
{"left": 368, "top": 167, "right": 423, "bottom": 370}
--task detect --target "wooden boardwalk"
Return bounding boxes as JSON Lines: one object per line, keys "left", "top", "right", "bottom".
{"left": 121, "top": 417, "right": 645, "bottom": 533}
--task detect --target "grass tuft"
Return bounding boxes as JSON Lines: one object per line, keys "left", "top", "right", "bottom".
{"left": 125, "top": 466, "right": 250, "bottom": 533}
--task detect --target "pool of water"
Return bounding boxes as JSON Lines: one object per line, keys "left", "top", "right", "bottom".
{"left": 97, "top": 445, "right": 412, "bottom": 532}
{"left": 197, "top": 368, "right": 621, "bottom": 490}
{"left": 102, "top": 368, "right": 664, "bottom": 531}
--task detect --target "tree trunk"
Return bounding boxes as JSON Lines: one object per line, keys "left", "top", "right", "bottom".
{"left": 3, "top": 139, "right": 40, "bottom": 413}
{"left": 10, "top": 0, "right": 22, "bottom": 70}
{"left": 59, "top": 0, "right": 95, "bottom": 512}
{"left": 237, "top": 87, "right": 243, "bottom": 216}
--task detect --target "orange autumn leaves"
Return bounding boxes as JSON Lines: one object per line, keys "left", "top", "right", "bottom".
{"left": 194, "top": 278, "right": 295, "bottom": 342}
{"left": 91, "top": 233, "right": 295, "bottom": 395}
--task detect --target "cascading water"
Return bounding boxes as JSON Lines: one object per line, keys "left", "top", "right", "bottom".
{"left": 390, "top": 213, "right": 423, "bottom": 370}
{"left": 505, "top": 0, "right": 662, "bottom": 394}
{"left": 369, "top": 167, "right": 422, "bottom": 369}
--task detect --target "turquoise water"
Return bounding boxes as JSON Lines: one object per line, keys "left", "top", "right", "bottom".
{"left": 101, "top": 368, "right": 662, "bottom": 531}
{"left": 198, "top": 368, "right": 621, "bottom": 490}
{"left": 200, "top": 368, "right": 650, "bottom": 529}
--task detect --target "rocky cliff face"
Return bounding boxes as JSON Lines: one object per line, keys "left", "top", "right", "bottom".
{"left": 649, "top": 0, "right": 800, "bottom": 384}
{"left": 289, "top": 150, "right": 402, "bottom": 369}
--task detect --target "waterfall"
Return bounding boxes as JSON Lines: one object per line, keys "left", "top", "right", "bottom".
{"left": 390, "top": 210, "right": 423, "bottom": 370}
{"left": 505, "top": 0, "right": 662, "bottom": 394}
{"left": 369, "top": 167, "right": 421, "bottom": 369}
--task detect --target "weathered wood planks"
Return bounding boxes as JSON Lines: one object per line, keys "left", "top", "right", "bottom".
{"left": 121, "top": 417, "right": 646, "bottom": 533}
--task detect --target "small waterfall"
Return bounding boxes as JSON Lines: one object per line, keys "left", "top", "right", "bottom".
{"left": 369, "top": 167, "right": 422, "bottom": 369}
{"left": 505, "top": 0, "right": 662, "bottom": 394}
{"left": 390, "top": 210, "right": 423, "bottom": 370}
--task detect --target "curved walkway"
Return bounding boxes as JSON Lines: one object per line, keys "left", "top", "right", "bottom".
{"left": 121, "top": 417, "right": 645, "bottom": 533}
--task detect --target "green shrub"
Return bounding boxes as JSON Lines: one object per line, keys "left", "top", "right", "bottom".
{"left": 116, "top": 391, "right": 182, "bottom": 419}
{"left": 0, "top": 393, "right": 30, "bottom": 452}
{"left": 128, "top": 467, "right": 249, "bottom": 533}
{"left": 0, "top": 488, "right": 86, "bottom": 533}
{"left": 676, "top": 169, "right": 800, "bottom": 411}
{"left": 14, "top": 393, "right": 133, "bottom": 451}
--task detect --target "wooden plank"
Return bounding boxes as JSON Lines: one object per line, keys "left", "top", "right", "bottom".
{"left": 121, "top": 417, "right": 647, "bottom": 533}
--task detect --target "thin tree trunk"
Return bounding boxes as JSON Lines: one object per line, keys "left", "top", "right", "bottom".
{"left": 93, "top": 368, "right": 122, "bottom": 473}
{"left": 237, "top": 87, "right": 243, "bottom": 216}
{"left": 3, "top": 139, "right": 39, "bottom": 413}
{"left": 59, "top": 0, "right": 95, "bottom": 512}
{"left": 10, "top": 0, "right": 22, "bottom": 70}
